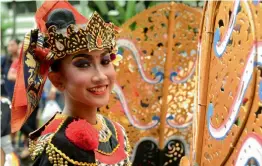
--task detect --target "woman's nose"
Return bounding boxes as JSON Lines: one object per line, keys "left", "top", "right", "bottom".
{"left": 91, "top": 69, "right": 107, "bottom": 83}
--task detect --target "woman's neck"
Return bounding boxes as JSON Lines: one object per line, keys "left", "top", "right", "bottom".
{"left": 62, "top": 99, "right": 97, "bottom": 125}
{"left": 11, "top": 53, "right": 18, "bottom": 60}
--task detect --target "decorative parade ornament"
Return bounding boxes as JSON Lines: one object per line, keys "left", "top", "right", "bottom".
{"left": 65, "top": 119, "right": 99, "bottom": 151}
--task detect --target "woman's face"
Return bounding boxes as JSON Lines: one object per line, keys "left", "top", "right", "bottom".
{"left": 7, "top": 40, "right": 18, "bottom": 56}
{"left": 58, "top": 49, "right": 116, "bottom": 108}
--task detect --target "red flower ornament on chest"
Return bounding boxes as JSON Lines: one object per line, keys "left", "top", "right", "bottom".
{"left": 65, "top": 119, "right": 99, "bottom": 151}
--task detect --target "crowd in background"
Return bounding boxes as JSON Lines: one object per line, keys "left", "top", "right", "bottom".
{"left": 1, "top": 38, "right": 64, "bottom": 165}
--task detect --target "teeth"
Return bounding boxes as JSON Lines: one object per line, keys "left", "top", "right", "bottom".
{"left": 89, "top": 86, "right": 106, "bottom": 92}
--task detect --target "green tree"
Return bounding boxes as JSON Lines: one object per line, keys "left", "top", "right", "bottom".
{"left": 86, "top": 1, "right": 164, "bottom": 26}
{"left": 1, "top": 2, "right": 13, "bottom": 53}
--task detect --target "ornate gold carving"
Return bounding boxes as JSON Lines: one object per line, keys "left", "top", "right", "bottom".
{"left": 100, "top": 3, "right": 201, "bottom": 164}
{"left": 47, "top": 12, "right": 119, "bottom": 60}
{"left": 195, "top": 1, "right": 261, "bottom": 165}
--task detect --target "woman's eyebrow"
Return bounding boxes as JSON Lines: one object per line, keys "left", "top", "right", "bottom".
{"left": 72, "top": 54, "right": 91, "bottom": 60}
{"left": 100, "top": 49, "right": 110, "bottom": 57}
{"left": 72, "top": 49, "right": 110, "bottom": 59}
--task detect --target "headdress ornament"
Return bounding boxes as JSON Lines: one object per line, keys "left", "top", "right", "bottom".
{"left": 47, "top": 11, "right": 120, "bottom": 60}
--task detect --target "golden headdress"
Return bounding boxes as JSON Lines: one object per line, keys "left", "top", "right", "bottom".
{"left": 46, "top": 11, "right": 120, "bottom": 60}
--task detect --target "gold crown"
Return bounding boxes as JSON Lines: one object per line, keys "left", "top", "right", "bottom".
{"left": 46, "top": 12, "right": 119, "bottom": 60}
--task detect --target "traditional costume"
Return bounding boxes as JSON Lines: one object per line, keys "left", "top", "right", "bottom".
{"left": 11, "top": 1, "right": 131, "bottom": 165}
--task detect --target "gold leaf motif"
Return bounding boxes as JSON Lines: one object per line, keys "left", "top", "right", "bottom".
{"left": 25, "top": 53, "right": 36, "bottom": 68}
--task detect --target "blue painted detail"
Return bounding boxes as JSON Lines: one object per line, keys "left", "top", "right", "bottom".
{"left": 207, "top": 103, "right": 214, "bottom": 126}
{"left": 252, "top": 0, "right": 260, "bottom": 5}
{"left": 255, "top": 62, "right": 262, "bottom": 67}
{"left": 152, "top": 116, "right": 160, "bottom": 121}
{"left": 213, "top": 0, "right": 240, "bottom": 58}
{"left": 244, "top": 157, "right": 259, "bottom": 166}
{"left": 207, "top": 76, "right": 253, "bottom": 140}
{"left": 166, "top": 115, "right": 174, "bottom": 120}
{"left": 206, "top": 102, "right": 226, "bottom": 140}
{"left": 169, "top": 72, "right": 178, "bottom": 81}
{"left": 155, "top": 71, "right": 164, "bottom": 82}
{"left": 213, "top": 28, "right": 224, "bottom": 58}
{"left": 259, "top": 81, "right": 262, "bottom": 101}
{"left": 169, "top": 68, "right": 195, "bottom": 84}
{"left": 166, "top": 114, "right": 192, "bottom": 129}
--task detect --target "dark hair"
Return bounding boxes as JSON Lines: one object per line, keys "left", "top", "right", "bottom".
{"left": 50, "top": 60, "right": 61, "bottom": 72}
{"left": 46, "top": 9, "right": 76, "bottom": 72}
{"left": 46, "top": 8, "right": 75, "bottom": 30}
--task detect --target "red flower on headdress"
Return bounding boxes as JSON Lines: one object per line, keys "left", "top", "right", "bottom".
{"left": 96, "top": 35, "right": 103, "bottom": 48}
{"left": 110, "top": 53, "right": 116, "bottom": 61}
{"left": 65, "top": 120, "right": 99, "bottom": 151}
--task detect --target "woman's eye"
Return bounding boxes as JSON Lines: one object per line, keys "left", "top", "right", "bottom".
{"left": 73, "top": 60, "right": 91, "bottom": 68}
{"left": 101, "top": 56, "right": 111, "bottom": 65}
{"left": 101, "top": 59, "right": 111, "bottom": 65}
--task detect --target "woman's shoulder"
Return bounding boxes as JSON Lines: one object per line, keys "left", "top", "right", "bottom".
{"left": 28, "top": 113, "right": 66, "bottom": 160}
{"left": 29, "top": 113, "right": 66, "bottom": 140}
{"left": 29, "top": 114, "right": 97, "bottom": 165}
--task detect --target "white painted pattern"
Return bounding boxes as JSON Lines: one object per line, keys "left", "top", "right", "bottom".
{"left": 235, "top": 133, "right": 262, "bottom": 166}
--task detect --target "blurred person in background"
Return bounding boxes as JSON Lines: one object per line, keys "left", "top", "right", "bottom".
{"left": 6, "top": 42, "right": 39, "bottom": 160}
{"left": 7, "top": 42, "right": 22, "bottom": 82}
{"left": 1, "top": 97, "right": 20, "bottom": 166}
{"left": 1, "top": 38, "right": 20, "bottom": 156}
{"left": 1, "top": 38, "right": 20, "bottom": 100}
{"left": 1, "top": 40, "right": 21, "bottom": 163}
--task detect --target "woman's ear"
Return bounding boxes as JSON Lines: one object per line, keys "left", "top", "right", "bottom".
{"left": 48, "top": 72, "right": 65, "bottom": 91}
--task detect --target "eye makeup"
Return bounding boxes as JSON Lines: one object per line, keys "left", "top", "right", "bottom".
{"left": 71, "top": 49, "right": 112, "bottom": 67}
{"left": 72, "top": 59, "right": 91, "bottom": 68}
{"left": 101, "top": 55, "right": 111, "bottom": 65}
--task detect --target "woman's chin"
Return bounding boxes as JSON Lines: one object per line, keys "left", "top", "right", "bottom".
{"left": 81, "top": 91, "right": 110, "bottom": 108}
{"left": 85, "top": 97, "right": 109, "bottom": 108}
{"left": 93, "top": 101, "right": 109, "bottom": 108}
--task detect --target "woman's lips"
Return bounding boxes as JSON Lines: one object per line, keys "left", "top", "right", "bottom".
{"left": 87, "top": 85, "right": 108, "bottom": 95}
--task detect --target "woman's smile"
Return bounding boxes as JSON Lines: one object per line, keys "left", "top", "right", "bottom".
{"left": 87, "top": 85, "right": 108, "bottom": 95}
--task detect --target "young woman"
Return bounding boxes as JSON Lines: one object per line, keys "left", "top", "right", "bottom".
{"left": 11, "top": 1, "right": 131, "bottom": 165}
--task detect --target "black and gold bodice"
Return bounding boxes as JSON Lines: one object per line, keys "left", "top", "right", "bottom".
{"left": 29, "top": 114, "right": 131, "bottom": 166}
